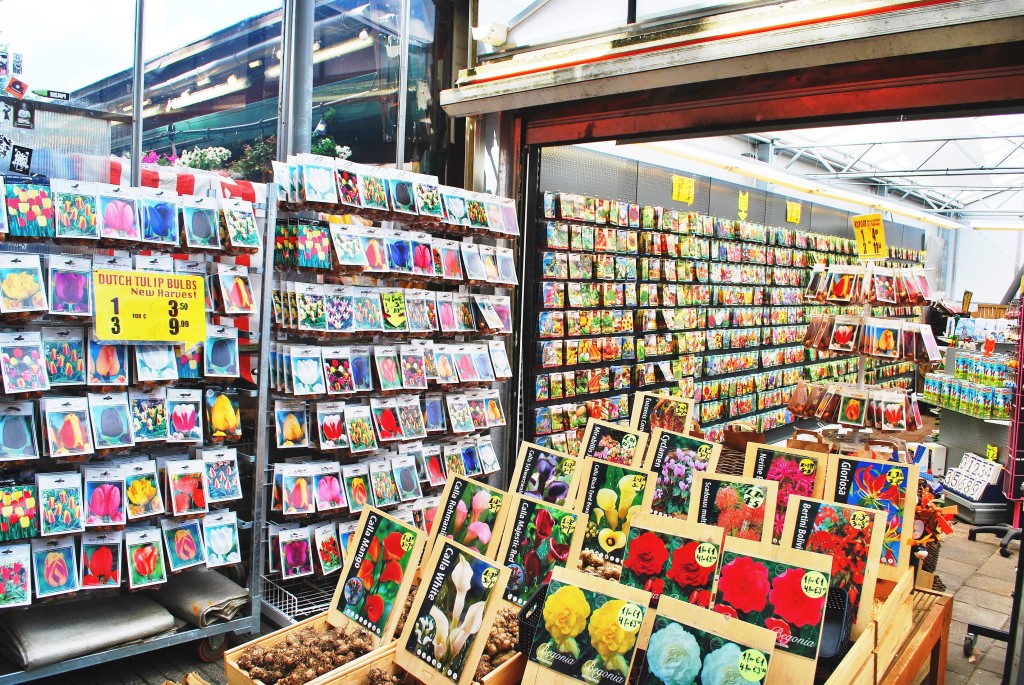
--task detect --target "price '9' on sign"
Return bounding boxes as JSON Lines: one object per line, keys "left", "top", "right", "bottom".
{"left": 92, "top": 270, "right": 207, "bottom": 344}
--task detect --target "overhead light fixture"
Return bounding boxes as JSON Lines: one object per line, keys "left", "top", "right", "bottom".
{"left": 166, "top": 78, "right": 248, "bottom": 111}
{"left": 358, "top": 28, "right": 370, "bottom": 41}
{"left": 970, "top": 220, "right": 1024, "bottom": 231}
{"left": 472, "top": 23, "right": 509, "bottom": 47}
{"left": 196, "top": 77, "right": 211, "bottom": 87}
{"left": 248, "top": 60, "right": 262, "bottom": 68}
{"left": 636, "top": 142, "right": 964, "bottom": 230}
{"left": 266, "top": 38, "right": 369, "bottom": 78}
{"left": 227, "top": 74, "right": 239, "bottom": 85}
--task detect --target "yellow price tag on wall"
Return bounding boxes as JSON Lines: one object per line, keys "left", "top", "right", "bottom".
{"left": 786, "top": 200, "right": 802, "bottom": 225}
{"left": 852, "top": 213, "right": 887, "bottom": 260}
{"left": 92, "top": 270, "right": 207, "bottom": 344}
{"left": 986, "top": 444, "right": 999, "bottom": 461}
{"left": 671, "top": 175, "right": 695, "bottom": 205}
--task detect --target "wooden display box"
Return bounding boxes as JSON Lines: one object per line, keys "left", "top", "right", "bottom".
{"left": 224, "top": 612, "right": 399, "bottom": 685}
{"left": 479, "top": 653, "right": 526, "bottom": 685}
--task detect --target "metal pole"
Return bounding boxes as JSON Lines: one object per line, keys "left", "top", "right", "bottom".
{"left": 291, "top": 0, "right": 314, "bottom": 155}
{"left": 130, "top": 0, "right": 145, "bottom": 186}
{"left": 395, "top": 0, "right": 411, "bottom": 170}
{"left": 276, "top": 0, "right": 294, "bottom": 160}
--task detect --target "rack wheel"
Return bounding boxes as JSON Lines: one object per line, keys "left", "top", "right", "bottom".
{"left": 1001, "top": 547, "right": 1013, "bottom": 558}
{"left": 198, "top": 634, "right": 227, "bottom": 662}
{"left": 964, "top": 633, "right": 977, "bottom": 658}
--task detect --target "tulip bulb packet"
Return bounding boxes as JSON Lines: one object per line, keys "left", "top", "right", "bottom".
{"left": 640, "top": 595, "right": 777, "bottom": 685}
{"left": 712, "top": 537, "right": 832, "bottom": 678}
{"left": 312, "top": 461, "right": 346, "bottom": 512}
{"left": 80, "top": 531, "right": 123, "bottom": 589}
{"left": 496, "top": 494, "right": 580, "bottom": 608}
{"left": 86, "top": 339, "right": 128, "bottom": 387}
{"left": 313, "top": 521, "right": 343, "bottom": 576}
{"left": 134, "top": 344, "right": 178, "bottom": 384}
{"left": 419, "top": 445, "right": 446, "bottom": 488}
{"left": 96, "top": 185, "right": 140, "bottom": 243}
{"left": 179, "top": 196, "right": 221, "bottom": 250}
{"left": 425, "top": 475, "right": 511, "bottom": 561}
{"left": 220, "top": 199, "right": 261, "bottom": 253}
{"left": 83, "top": 465, "right": 126, "bottom": 528}
{"left": 0, "top": 332, "right": 50, "bottom": 394}
{"left": 523, "top": 567, "right": 650, "bottom": 685}
{"left": 137, "top": 190, "right": 178, "bottom": 247}
{"left": 41, "top": 327, "right": 87, "bottom": 387}
{"left": 780, "top": 497, "right": 884, "bottom": 638}
{"left": 51, "top": 179, "right": 100, "bottom": 240}
{"left": 204, "top": 510, "right": 242, "bottom": 568}
{"left": 124, "top": 528, "right": 167, "bottom": 589}
{"left": 0, "top": 401, "right": 39, "bottom": 461}
{"left": 568, "top": 460, "right": 655, "bottom": 570}
{"left": 166, "top": 389, "right": 203, "bottom": 444}
{"left": 289, "top": 347, "right": 326, "bottom": 397}
{"left": 643, "top": 429, "right": 721, "bottom": 520}
{"left": 31, "top": 536, "right": 79, "bottom": 598}
{"left": 160, "top": 517, "right": 206, "bottom": 572}
{"left": 204, "top": 326, "right": 239, "bottom": 378}
{"left": 396, "top": 538, "right": 510, "bottom": 685}
{"left": 328, "top": 507, "right": 425, "bottom": 646}
{"left": 316, "top": 400, "right": 349, "bottom": 450}
{"left": 88, "top": 392, "right": 135, "bottom": 451}
{"left": 124, "top": 461, "right": 164, "bottom": 520}
{"left": 511, "top": 442, "right": 581, "bottom": 508}
{"left": 824, "top": 455, "right": 919, "bottom": 582}
{"left": 344, "top": 404, "right": 377, "bottom": 455}
{"left": 396, "top": 395, "right": 427, "bottom": 440}
{"left": 0, "top": 543, "right": 31, "bottom": 607}
{"left": 743, "top": 443, "right": 827, "bottom": 544}
{"left": 391, "top": 455, "right": 423, "bottom": 502}
{"left": 165, "top": 460, "right": 209, "bottom": 517}
{"left": 0, "top": 483, "right": 37, "bottom": 541}
{"left": 368, "top": 459, "right": 401, "bottom": 508}
{"left": 47, "top": 255, "right": 93, "bottom": 317}
{"left": 216, "top": 265, "right": 256, "bottom": 315}
{"left": 37, "top": 472, "right": 85, "bottom": 537}
{"left": 0, "top": 254, "right": 47, "bottom": 315}
{"left": 688, "top": 473, "right": 779, "bottom": 545}
{"left": 342, "top": 463, "right": 372, "bottom": 514}
{"left": 204, "top": 389, "right": 241, "bottom": 443}
{"left": 280, "top": 464, "right": 316, "bottom": 517}
{"left": 619, "top": 513, "right": 723, "bottom": 609}
{"left": 443, "top": 444, "right": 468, "bottom": 479}
{"left": 129, "top": 388, "right": 168, "bottom": 443}
{"left": 374, "top": 345, "right": 403, "bottom": 392}
{"left": 277, "top": 526, "right": 314, "bottom": 579}
{"left": 274, "top": 400, "right": 309, "bottom": 449}
{"left": 200, "top": 447, "right": 242, "bottom": 503}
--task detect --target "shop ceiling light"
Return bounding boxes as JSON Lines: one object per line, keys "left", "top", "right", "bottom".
{"left": 970, "top": 220, "right": 1024, "bottom": 231}
{"left": 248, "top": 60, "right": 262, "bottom": 68}
{"left": 639, "top": 142, "right": 964, "bottom": 230}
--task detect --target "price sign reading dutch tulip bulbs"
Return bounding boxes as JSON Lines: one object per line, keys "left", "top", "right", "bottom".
{"left": 92, "top": 270, "right": 206, "bottom": 344}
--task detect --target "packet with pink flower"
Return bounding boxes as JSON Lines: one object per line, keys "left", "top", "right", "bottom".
{"left": 82, "top": 465, "right": 126, "bottom": 528}
{"left": 424, "top": 475, "right": 510, "bottom": 561}
{"left": 200, "top": 447, "right": 242, "bottom": 503}
{"left": 743, "top": 443, "right": 826, "bottom": 544}
{"left": 312, "top": 461, "right": 346, "bottom": 512}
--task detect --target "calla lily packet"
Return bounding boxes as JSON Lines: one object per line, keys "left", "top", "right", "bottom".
{"left": 497, "top": 494, "right": 579, "bottom": 607}
{"left": 80, "top": 531, "right": 122, "bottom": 588}
{"left": 425, "top": 475, "right": 509, "bottom": 559}
{"left": 204, "top": 510, "right": 242, "bottom": 568}
{"left": 569, "top": 459, "right": 655, "bottom": 569}
{"left": 125, "top": 529, "right": 167, "bottom": 588}
{"left": 160, "top": 518, "right": 206, "bottom": 572}
{"left": 31, "top": 536, "right": 79, "bottom": 598}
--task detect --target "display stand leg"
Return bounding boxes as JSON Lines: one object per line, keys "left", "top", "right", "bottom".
{"left": 965, "top": 503, "right": 1021, "bottom": 662}
{"left": 969, "top": 502, "right": 1022, "bottom": 558}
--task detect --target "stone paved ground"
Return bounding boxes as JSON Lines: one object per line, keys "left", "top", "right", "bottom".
{"left": 939, "top": 525, "right": 1017, "bottom": 684}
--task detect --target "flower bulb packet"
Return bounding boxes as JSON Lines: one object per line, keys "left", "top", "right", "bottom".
{"left": 274, "top": 400, "right": 309, "bottom": 449}
{"left": 353, "top": 288, "right": 384, "bottom": 332}
{"left": 743, "top": 443, "right": 827, "bottom": 544}
{"left": 295, "top": 283, "right": 327, "bottom": 333}
{"left": 204, "top": 389, "right": 241, "bottom": 443}
{"left": 166, "top": 388, "right": 203, "bottom": 444}
{"left": 31, "top": 536, "right": 78, "bottom": 598}
{"left": 129, "top": 387, "right": 168, "bottom": 443}
{"left": 496, "top": 494, "right": 579, "bottom": 607}
{"left": 374, "top": 345, "right": 403, "bottom": 392}
{"left": 179, "top": 195, "right": 222, "bottom": 250}
{"left": 220, "top": 199, "right": 260, "bottom": 254}
{"left": 523, "top": 567, "right": 650, "bottom": 685}
{"left": 215, "top": 264, "right": 256, "bottom": 316}
{"left": 51, "top": 179, "right": 100, "bottom": 241}
{"left": 688, "top": 473, "right": 779, "bottom": 544}
{"left": 311, "top": 461, "right": 346, "bottom": 512}
{"left": 204, "top": 510, "right": 242, "bottom": 569}
{"left": 86, "top": 338, "right": 128, "bottom": 389}
{"left": 204, "top": 327, "right": 240, "bottom": 378}
{"left": 137, "top": 189, "right": 179, "bottom": 247}
{"left": 96, "top": 185, "right": 141, "bottom": 244}
{"left": 368, "top": 459, "right": 401, "bottom": 508}
{"left": 425, "top": 475, "right": 510, "bottom": 561}
{"left": 392, "top": 455, "right": 423, "bottom": 502}
{"left": 280, "top": 464, "right": 317, "bottom": 517}
{"left": 328, "top": 223, "right": 371, "bottom": 271}
{"left": 290, "top": 346, "right": 326, "bottom": 397}
{"left": 395, "top": 395, "right": 427, "bottom": 440}
{"left": 0, "top": 254, "right": 47, "bottom": 317}
{"left": 344, "top": 404, "right": 377, "bottom": 455}
{"left": 568, "top": 460, "right": 655, "bottom": 569}
{"left": 133, "top": 343, "right": 178, "bottom": 384}
{"left": 335, "top": 160, "right": 364, "bottom": 208}
{"left": 580, "top": 418, "right": 648, "bottom": 467}
{"left": 423, "top": 394, "right": 447, "bottom": 434}
{"left": 396, "top": 538, "right": 510, "bottom": 685}
{"left": 313, "top": 521, "right": 344, "bottom": 576}
{"left": 643, "top": 429, "right": 720, "bottom": 519}
{"left": 88, "top": 392, "right": 134, "bottom": 452}
{"left": 316, "top": 400, "right": 350, "bottom": 450}
{"left": 200, "top": 447, "right": 242, "bottom": 503}
{"left": 46, "top": 255, "right": 92, "bottom": 318}
{"left": 329, "top": 507, "right": 425, "bottom": 644}
{"left": 159, "top": 517, "right": 206, "bottom": 572}
{"left": 41, "top": 327, "right": 86, "bottom": 387}
{"left": 41, "top": 396, "right": 94, "bottom": 459}
{"left": 82, "top": 465, "right": 127, "bottom": 530}
{"left": 79, "top": 531, "right": 123, "bottom": 589}
{"left": 166, "top": 459, "right": 209, "bottom": 517}
{"left": 342, "top": 463, "right": 372, "bottom": 513}
{"left": 0, "top": 401, "right": 38, "bottom": 462}
{"left": 124, "top": 460, "right": 164, "bottom": 520}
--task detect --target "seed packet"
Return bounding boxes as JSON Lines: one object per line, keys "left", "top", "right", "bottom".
{"left": 359, "top": 171, "right": 390, "bottom": 212}
{"left": 312, "top": 522, "right": 343, "bottom": 576}
{"left": 312, "top": 461, "right": 345, "bottom": 512}
{"left": 32, "top": 536, "right": 78, "bottom": 598}
{"left": 137, "top": 190, "right": 178, "bottom": 246}
{"left": 410, "top": 233, "right": 436, "bottom": 277}
{"left": 199, "top": 447, "right": 242, "bottom": 503}
{"left": 204, "top": 389, "right": 241, "bottom": 443}
{"left": 220, "top": 199, "right": 261, "bottom": 253}
{"left": 204, "top": 510, "right": 243, "bottom": 569}
{"left": 280, "top": 464, "right": 316, "bottom": 516}
{"left": 51, "top": 179, "right": 100, "bottom": 240}
{"left": 391, "top": 455, "right": 422, "bottom": 502}
{"left": 395, "top": 395, "right": 427, "bottom": 440}
{"left": 453, "top": 294, "right": 476, "bottom": 333}
{"left": 0, "top": 483, "right": 37, "bottom": 540}
{"left": 353, "top": 288, "right": 384, "bottom": 332}
{"left": 328, "top": 224, "right": 371, "bottom": 269}
{"left": 46, "top": 255, "right": 92, "bottom": 318}
{"left": 178, "top": 195, "right": 221, "bottom": 250}
{"left": 97, "top": 185, "right": 140, "bottom": 243}
{"left": 0, "top": 254, "right": 45, "bottom": 317}
{"left": 316, "top": 400, "right": 349, "bottom": 450}
{"left": 215, "top": 264, "right": 256, "bottom": 316}
{"left": 369, "top": 460, "right": 401, "bottom": 507}
{"left": 88, "top": 392, "right": 134, "bottom": 451}
{"left": 374, "top": 346, "right": 402, "bottom": 392}
{"left": 274, "top": 400, "right": 309, "bottom": 449}
{"left": 414, "top": 180, "right": 445, "bottom": 219}
{"left": 436, "top": 239, "right": 465, "bottom": 280}
{"left": 204, "top": 326, "right": 239, "bottom": 378}
{"left": 343, "top": 463, "right": 372, "bottom": 513}
{"left": 688, "top": 473, "right": 779, "bottom": 544}
{"left": 37, "top": 472, "right": 85, "bottom": 537}
{"left": 370, "top": 397, "right": 404, "bottom": 442}
{"left": 424, "top": 395, "right": 447, "bottom": 433}
{"left": 385, "top": 234, "right": 413, "bottom": 274}
{"left": 40, "top": 327, "right": 86, "bottom": 387}
{"left": 86, "top": 338, "right": 128, "bottom": 388}
{"left": 446, "top": 394, "right": 475, "bottom": 434}
{"left": 166, "top": 460, "right": 209, "bottom": 517}
{"left": 345, "top": 404, "right": 378, "bottom": 454}
{"left": 166, "top": 389, "right": 203, "bottom": 444}
{"left": 159, "top": 518, "right": 205, "bottom": 573}
{"left": 41, "top": 397, "right": 93, "bottom": 458}
{"left": 361, "top": 231, "right": 389, "bottom": 272}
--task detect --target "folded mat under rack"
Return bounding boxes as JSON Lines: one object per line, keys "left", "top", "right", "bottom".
{"left": 0, "top": 594, "right": 176, "bottom": 668}
{"left": 152, "top": 567, "right": 248, "bottom": 628}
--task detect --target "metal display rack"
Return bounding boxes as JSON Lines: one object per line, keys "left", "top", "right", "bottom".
{"left": 0, "top": 196, "right": 273, "bottom": 684}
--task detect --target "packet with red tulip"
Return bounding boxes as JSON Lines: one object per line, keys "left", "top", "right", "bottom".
{"left": 124, "top": 528, "right": 167, "bottom": 589}
{"left": 165, "top": 459, "right": 209, "bottom": 517}
{"left": 31, "top": 535, "right": 79, "bottom": 598}
{"left": 316, "top": 400, "right": 350, "bottom": 451}
{"left": 312, "top": 521, "right": 343, "bottom": 576}
{"left": 0, "top": 542, "right": 31, "bottom": 606}
{"left": 828, "top": 315, "right": 861, "bottom": 354}
{"left": 279, "top": 464, "right": 316, "bottom": 516}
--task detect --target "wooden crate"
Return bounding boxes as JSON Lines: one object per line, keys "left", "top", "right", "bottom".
{"left": 872, "top": 570, "right": 915, "bottom": 676}
{"left": 973, "top": 304, "right": 1008, "bottom": 319}
{"left": 224, "top": 612, "right": 397, "bottom": 685}
{"left": 479, "top": 654, "right": 526, "bottom": 685}
{"left": 824, "top": 623, "right": 875, "bottom": 685}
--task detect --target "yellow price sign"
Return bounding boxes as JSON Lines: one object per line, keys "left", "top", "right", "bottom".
{"left": 986, "top": 444, "right": 999, "bottom": 461}
{"left": 671, "top": 175, "right": 695, "bottom": 205}
{"left": 738, "top": 191, "right": 749, "bottom": 221}
{"left": 852, "top": 213, "right": 888, "bottom": 260}
{"left": 786, "top": 200, "right": 802, "bottom": 225}
{"left": 93, "top": 270, "right": 206, "bottom": 344}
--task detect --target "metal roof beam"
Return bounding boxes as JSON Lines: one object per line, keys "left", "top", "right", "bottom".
{"left": 779, "top": 133, "right": 1024, "bottom": 148}
{"left": 807, "top": 168, "right": 1024, "bottom": 178}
